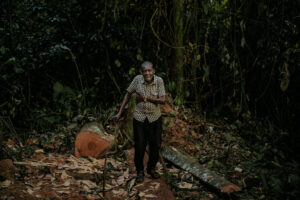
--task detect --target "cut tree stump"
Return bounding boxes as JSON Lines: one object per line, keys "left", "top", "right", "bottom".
{"left": 75, "top": 122, "right": 115, "bottom": 158}
{"left": 162, "top": 146, "right": 242, "bottom": 194}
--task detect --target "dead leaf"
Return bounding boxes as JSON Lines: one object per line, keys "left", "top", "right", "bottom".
{"left": 150, "top": 182, "right": 160, "bottom": 190}
{"left": 112, "top": 188, "right": 126, "bottom": 196}
{"left": 177, "top": 182, "right": 193, "bottom": 189}
{"left": 128, "top": 189, "right": 138, "bottom": 197}
{"left": 123, "top": 168, "right": 129, "bottom": 179}
{"left": 139, "top": 192, "right": 146, "bottom": 197}
{"left": 234, "top": 167, "right": 243, "bottom": 173}
{"left": 61, "top": 170, "right": 71, "bottom": 179}
{"left": 79, "top": 180, "right": 97, "bottom": 188}
{"left": 35, "top": 149, "right": 44, "bottom": 153}
{"left": 63, "top": 179, "right": 71, "bottom": 187}
{"left": 107, "top": 158, "right": 122, "bottom": 169}
{"left": 83, "top": 185, "right": 91, "bottom": 192}
{"left": 168, "top": 167, "right": 180, "bottom": 173}
{"left": 57, "top": 190, "right": 70, "bottom": 194}
{"left": 27, "top": 188, "right": 34, "bottom": 195}
{"left": 139, "top": 192, "right": 157, "bottom": 198}
{"left": 0, "top": 180, "right": 12, "bottom": 187}
{"left": 127, "top": 178, "right": 135, "bottom": 192}
{"left": 144, "top": 194, "right": 158, "bottom": 198}
{"left": 117, "top": 176, "right": 125, "bottom": 185}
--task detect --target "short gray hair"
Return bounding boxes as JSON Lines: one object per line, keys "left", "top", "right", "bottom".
{"left": 141, "top": 61, "right": 153, "bottom": 69}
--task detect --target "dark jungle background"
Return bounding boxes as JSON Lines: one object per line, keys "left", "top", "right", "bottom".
{"left": 0, "top": 0, "right": 299, "bottom": 199}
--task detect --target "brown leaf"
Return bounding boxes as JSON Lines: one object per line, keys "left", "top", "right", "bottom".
{"left": 0, "top": 180, "right": 12, "bottom": 187}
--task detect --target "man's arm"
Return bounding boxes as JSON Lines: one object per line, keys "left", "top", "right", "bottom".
{"left": 113, "top": 92, "right": 132, "bottom": 122}
{"left": 136, "top": 92, "right": 165, "bottom": 104}
{"left": 146, "top": 95, "right": 166, "bottom": 104}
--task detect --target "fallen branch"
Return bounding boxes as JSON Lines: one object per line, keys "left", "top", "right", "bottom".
{"left": 161, "top": 146, "right": 241, "bottom": 194}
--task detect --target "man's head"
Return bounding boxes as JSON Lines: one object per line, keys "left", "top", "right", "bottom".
{"left": 141, "top": 61, "right": 155, "bottom": 83}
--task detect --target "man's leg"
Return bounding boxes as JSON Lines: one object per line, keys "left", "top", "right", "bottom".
{"left": 133, "top": 119, "right": 147, "bottom": 181}
{"left": 147, "top": 117, "right": 162, "bottom": 178}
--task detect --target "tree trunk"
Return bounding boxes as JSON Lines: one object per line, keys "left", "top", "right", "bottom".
{"left": 173, "top": 0, "right": 184, "bottom": 105}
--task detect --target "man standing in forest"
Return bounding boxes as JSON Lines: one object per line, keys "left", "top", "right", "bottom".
{"left": 113, "top": 61, "right": 166, "bottom": 183}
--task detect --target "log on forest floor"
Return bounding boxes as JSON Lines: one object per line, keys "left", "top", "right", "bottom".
{"left": 161, "top": 146, "right": 241, "bottom": 194}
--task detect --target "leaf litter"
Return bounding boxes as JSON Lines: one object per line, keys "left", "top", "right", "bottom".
{"left": 1, "top": 101, "right": 255, "bottom": 199}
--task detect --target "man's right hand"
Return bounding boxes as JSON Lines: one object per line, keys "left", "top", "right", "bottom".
{"left": 112, "top": 113, "right": 121, "bottom": 123}
{"left": 136, "top": 92, "right": 145, "bottom": 104}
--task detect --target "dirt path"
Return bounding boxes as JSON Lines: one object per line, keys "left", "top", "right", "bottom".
{"left": 123, "top": 148, "right": 175, "bottom": 200}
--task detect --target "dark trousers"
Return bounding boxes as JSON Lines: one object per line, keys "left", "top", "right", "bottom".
{"left": 133, "top": 117, "right": 162, "bottom": 172}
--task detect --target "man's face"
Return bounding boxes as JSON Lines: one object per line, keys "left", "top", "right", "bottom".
{"left": 141, "top": 65, "right": 155, "bottom": 83}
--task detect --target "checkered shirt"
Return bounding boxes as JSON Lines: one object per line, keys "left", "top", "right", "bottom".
{"left": 127, "top": 75, "right": 166, "bottom": 123}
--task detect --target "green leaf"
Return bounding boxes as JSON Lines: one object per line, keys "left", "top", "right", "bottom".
{"left": 163, "top": 118, "right": 171, "bottom": 131}
{"left": 185, "top": 90, "right": 190, "bottom": 98}
{"left": 203, "top": 65, "right": 210, "bottom": 81}
{"left": 241, "top": 37, "right": 246, "bottom": 48}
{"left": 0, "top": 46, "right": 7, "bottom": 54}
{"left": 202, "top": 2, "right": 208, "bottom": 15}
{"left": 225, "top": 133, "right": 235, "bottom": 142}
{"left": 136, "top": 54, "right": 143, "bottom": 61}
{"left": 53, "top": 81, "right": 75, "bottom": 102}
{"left": 5, "top": 57, "right": 16, "bottom": 65}
{"left": 129, "top": 67, "right": 136, "bottom": 76}
{"left": 166, "top": 81, "right": 176, "bottom": 92}
{"left": 14, "top": 66, "right": 24, "bottom": 74}
{"left": 115, "top": 59, "right": 121, "bottom": 67}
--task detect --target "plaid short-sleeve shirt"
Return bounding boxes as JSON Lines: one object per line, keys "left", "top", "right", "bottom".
{"left": 127, "top": 75, "right": 166, "bottom": 123}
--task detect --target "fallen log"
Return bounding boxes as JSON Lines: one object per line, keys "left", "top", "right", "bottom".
{"left": 75, "top": 122, "right": 115, "bottom": 158}
{"left": 161, "top": 146, "right": 241, "bottom": 194}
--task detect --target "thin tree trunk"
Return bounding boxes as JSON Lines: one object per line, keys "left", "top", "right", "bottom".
{"left": 173, "top": 0, "right": 184, "bottom": 105}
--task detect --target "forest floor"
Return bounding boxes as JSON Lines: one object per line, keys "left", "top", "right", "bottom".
{"left": 0, "top": 102, "right": 291, "bottom": 200}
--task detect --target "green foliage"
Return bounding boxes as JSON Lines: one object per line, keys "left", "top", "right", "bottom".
{"left": 162, "top": 117, "right": 171, "bottom": 131}
{"left": 207, "top": 159, "right": 221, "bottom": 169}
{"left": 53, "top": 82, "right": 75, "bottom": 103}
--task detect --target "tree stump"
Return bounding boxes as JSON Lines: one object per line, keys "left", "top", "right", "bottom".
{"left": 74, "top": 122, "right": 115, "bottom": 158}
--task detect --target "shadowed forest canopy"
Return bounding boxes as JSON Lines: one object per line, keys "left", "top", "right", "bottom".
{"left": 0, "top": 0, "right": 299, "bottom": 199}
{"left": 1, "top": 0, "right": 299, "bottom": 142}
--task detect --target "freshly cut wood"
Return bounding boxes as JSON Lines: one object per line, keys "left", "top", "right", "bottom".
{"left": 161, "top": 146, "right": 241, "bottom": 194}
{"left": 75, "top": 122, "right": 115, "bottom": 158}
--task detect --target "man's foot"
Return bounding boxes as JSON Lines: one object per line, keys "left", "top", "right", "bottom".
{"left": 136, "top": 171, "right": 144, "bottom": 183}
{"left": 147, "top": 169, "right": 160, "bottom": 179}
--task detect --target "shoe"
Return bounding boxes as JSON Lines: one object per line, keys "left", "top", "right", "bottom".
{"left": 136, "top": 171, "right": 144, "bottom": 183}
{"left": 147, "top": 169, "right": 160, "bottom": 179}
